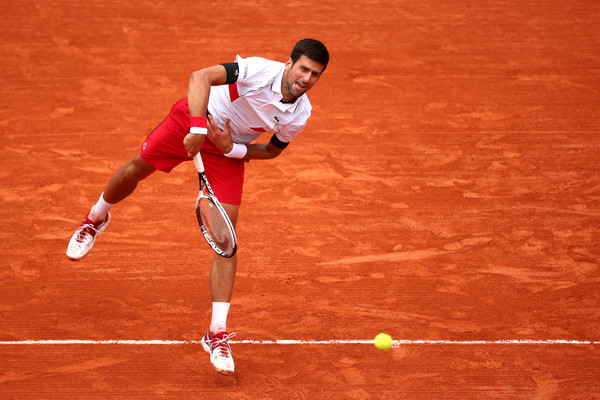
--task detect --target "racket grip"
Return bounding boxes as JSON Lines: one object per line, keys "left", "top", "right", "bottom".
{"left": 193, "top": 153, "right": 205, "bottom": 173}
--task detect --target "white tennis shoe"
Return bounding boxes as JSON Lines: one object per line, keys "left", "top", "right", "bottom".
{"left": 201, "top": 331, "right": 236, "bottom": 375}
{"left": 66, "top": 213, "right": 111, "bottom": 261}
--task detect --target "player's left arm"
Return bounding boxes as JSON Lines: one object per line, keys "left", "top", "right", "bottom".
{"left": 245, "top": 134, "right": 288, "bottom": 160}
{"left": 207, "top": 116, "right": 290, "bottom": 160}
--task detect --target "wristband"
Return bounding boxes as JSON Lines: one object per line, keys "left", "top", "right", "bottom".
{"left": 189, "top": 116, "right": 207, "bottom": 135}
{"left": 224, "top": 143, "right": 248, "bottom": 159}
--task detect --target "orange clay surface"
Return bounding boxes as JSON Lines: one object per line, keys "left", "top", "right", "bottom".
{"left": 1, "top": 0, "right": 599, "bottom": 398}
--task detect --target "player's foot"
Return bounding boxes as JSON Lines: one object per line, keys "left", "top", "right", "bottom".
{"left": 201, "top": 330, "right": 236, "bottom": 375}
{"left": 66, "top": 213, "right": 111, "bottom": 261}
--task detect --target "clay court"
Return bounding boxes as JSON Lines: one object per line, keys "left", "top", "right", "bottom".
{"left": 1, "top": 0, "right": 599, "bottom": 398}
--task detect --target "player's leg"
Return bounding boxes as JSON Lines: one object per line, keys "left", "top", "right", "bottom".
{"left": 210, "top": 203, "right": 240, "bottom": 304}
{"left": 88, "top": 152, "right": 157, "bottom": 221}
{"left": 202, "top": 202, "right": 239, "bottom": 375}
{"left": 67, "top": 99, "right": 190, "bottom": 261}
{"left": 102, "top": 152, "right": 156, "bottom": 204}
{"left": 196, "top": 146, "right": 244, "bottom": 312}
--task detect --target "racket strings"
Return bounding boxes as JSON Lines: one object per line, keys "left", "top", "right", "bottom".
{"left": 198, "top": 197, "right": 235, "bottom": 254}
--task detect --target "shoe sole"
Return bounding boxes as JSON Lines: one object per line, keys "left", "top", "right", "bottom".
{"left": 67, "top": 252, "right": 87, "bottom": 261}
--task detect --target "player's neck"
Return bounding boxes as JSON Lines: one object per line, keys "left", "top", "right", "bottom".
{"left": 280, "top": 97, "right": 297, "bottom": 104}
{"left": 280, "top": 70, "right": 297, "bottom": 103}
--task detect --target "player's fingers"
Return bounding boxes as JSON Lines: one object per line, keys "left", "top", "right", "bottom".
{"left": 183, "top": 133, "right": 205, "bottom": 158}
{"left": 207, "top": 116, "right": 224, "bottom": 137}
{"left": 206, "top": 116, "right": 217, "bottom": 135}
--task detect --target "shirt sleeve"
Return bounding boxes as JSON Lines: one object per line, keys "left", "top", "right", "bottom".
{"left": 234, "top": 55, "right": 284, "bottom": 88}
{"left": 220, "top": 63, "right": 239, "bottom": 84}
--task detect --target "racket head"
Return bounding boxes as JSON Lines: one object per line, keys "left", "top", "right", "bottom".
{"left": 195, "top": 192, "right": 237, "bottom": 258}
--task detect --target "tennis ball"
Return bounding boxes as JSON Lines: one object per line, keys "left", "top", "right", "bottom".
{"left": 374, "top": 333, "right": 393, "bottom": 351}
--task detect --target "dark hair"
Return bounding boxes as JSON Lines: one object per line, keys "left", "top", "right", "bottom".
{"left": 290, "top": 38, "right": 329, "bottom": 72}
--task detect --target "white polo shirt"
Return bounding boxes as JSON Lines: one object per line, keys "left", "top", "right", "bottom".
{"left": 207, "top": 55, "right": 312, "bottom": 145}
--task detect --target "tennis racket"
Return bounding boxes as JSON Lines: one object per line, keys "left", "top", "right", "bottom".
{"left": 193, "top": 153, "right": 237, "bottom": 258}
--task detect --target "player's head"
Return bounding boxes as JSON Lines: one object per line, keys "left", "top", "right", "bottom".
{"left": 282, "top": 39, "right": 329, "bottom": 100}
{"left": 290, "top": 38, "right": 329, "bottom": 72}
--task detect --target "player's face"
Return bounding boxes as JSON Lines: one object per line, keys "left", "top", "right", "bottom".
{"left": 282, "top": 55, "right": 324, "bottom": 101}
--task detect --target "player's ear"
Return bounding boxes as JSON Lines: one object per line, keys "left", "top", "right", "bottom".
{"left": 285, "top": 57, "right": 293, "bottom": 70}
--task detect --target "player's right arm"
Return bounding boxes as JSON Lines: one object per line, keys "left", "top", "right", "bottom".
{"left": 183, "top": 65, "right": 229, "bottom": 158}
{"left": 188, "top": 65, "right": 228, "bottom": 117}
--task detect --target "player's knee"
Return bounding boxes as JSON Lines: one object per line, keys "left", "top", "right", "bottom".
{"left": 125, "top": 155, "right": 155, "bottom": 182}
{"left": 116, "top": 161, "right": 143, "bottom": 184}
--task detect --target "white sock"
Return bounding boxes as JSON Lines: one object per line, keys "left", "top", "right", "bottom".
{"left": 88, "top": 193, "right": 114, "bottom": 222}
{"left": 210, "top": 302, "right": 230, "bottom": 333}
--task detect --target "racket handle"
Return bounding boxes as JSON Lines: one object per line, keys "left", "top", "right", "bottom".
{"left": 193, "top": 153, "right": 205, "bottom": 173}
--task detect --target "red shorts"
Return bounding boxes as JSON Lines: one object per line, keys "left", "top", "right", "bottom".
{"left": 140, "top": 98, "right": 245, "bottom": 205}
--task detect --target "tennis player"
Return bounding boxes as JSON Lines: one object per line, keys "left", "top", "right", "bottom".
{"left": 66, "top": 38, "right": 329, "bottom": 375}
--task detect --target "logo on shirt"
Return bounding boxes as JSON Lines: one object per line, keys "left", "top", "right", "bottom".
{"left": 274, "top": 116, "right": 280, "bottom": 123}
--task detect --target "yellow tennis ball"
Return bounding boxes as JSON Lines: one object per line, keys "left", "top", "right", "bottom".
{"left": 374, "top": 333, "right": 393, "bottom": 350}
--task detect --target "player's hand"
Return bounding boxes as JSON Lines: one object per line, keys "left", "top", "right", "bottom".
{"left": 183, "top": 133, "right": 206, "bottom": 158}
{"left": 207, "top": 115, "right": 234, "bottom": 154}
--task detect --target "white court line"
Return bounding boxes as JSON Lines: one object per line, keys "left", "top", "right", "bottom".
{"left": 0, "top": 340, "right": 597, "bottom": 346}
